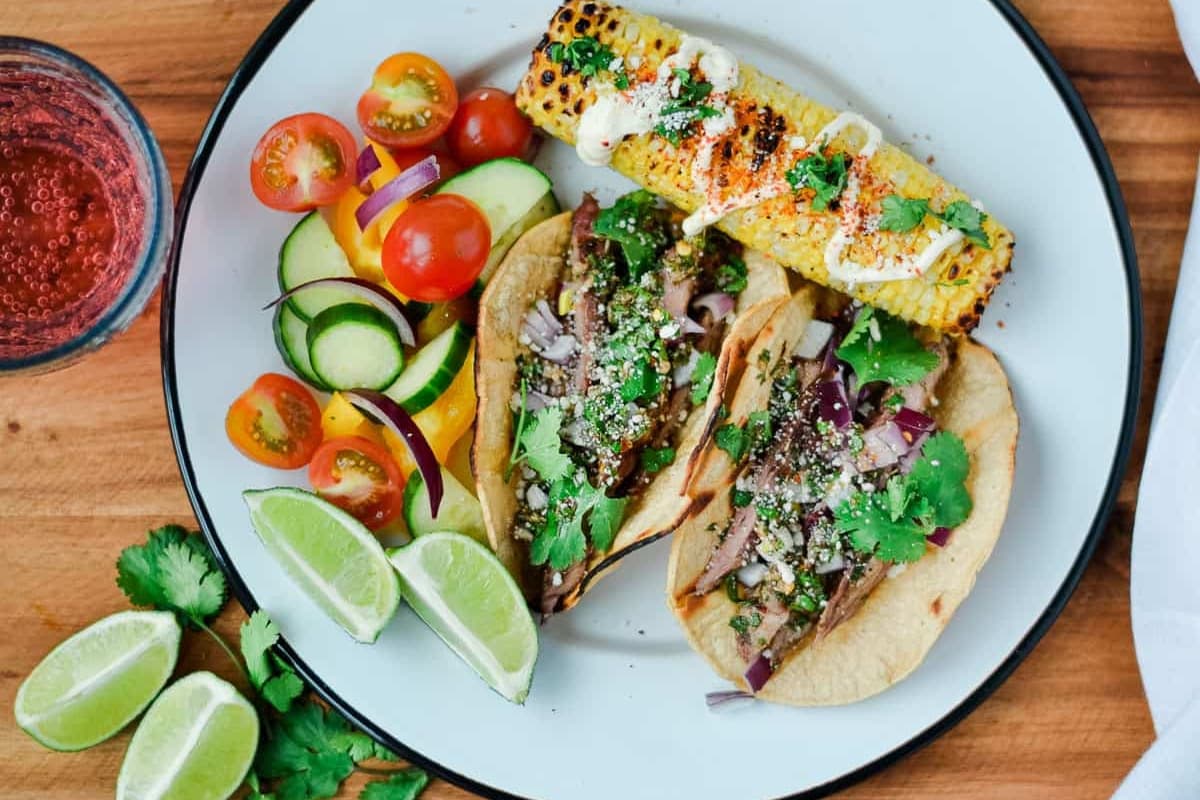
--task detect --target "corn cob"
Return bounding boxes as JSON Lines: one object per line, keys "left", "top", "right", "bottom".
{"left": 516, "top": 0, "right": 1014, "bottom": 333}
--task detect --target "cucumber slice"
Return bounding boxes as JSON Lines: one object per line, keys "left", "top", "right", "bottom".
{"left": 278, "top": 212, "right": 360, "bottom": 321}
{"left": 383, "top": 320, "right": 472, "bottom": 414}
{"left": 402, "top": 466, "right": 487, "bottom": 544}
{"left": 307, "top": 303, "right": 405, "bottom": 391}
{"left": 272, "top": 304, "right": 329, "bottom": 391}
{"left": 479, "top": 192, "right": 559, "bottom": 285}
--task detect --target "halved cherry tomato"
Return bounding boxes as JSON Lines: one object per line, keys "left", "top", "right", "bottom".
{"left": 308, "top": 435, "right": 404, "bottom": 530}
{"left": 226, "top": 373, "right": 323, "bottom": 469}
{"left": 390, "top": 146, "right": 462, "bottom": 190}
{"left": 250, "top": 113, "right": 357, "bottom": 212}
{"left": 381, "top": 194, "right": 490, "bottom": 302}
{"left": 357, "top": 53, "right": 458, "bottom": 149}
{"left": 445, "top": 88, "right": 537, "bottom": 167}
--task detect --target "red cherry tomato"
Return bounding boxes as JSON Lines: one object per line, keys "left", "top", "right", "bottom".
{"left": 226, "top": 374, "right": 323, "bottom": 469}
{"left": 389, "top": 146, "right": 462, "bottom": 190}
{"left": 357, "top": 53, "right": 458, "bottom": 149}
{"left": 381, "top": 195, "right": 491, "bottom": 302}
{"left": 445, "top": 87, "right": 537, "bottom": 167}
{"left": 249, "top": 113, "right": 357, "bottom": 212}
{"left": 308, "top": 436, "right": 404, "bottom": 530}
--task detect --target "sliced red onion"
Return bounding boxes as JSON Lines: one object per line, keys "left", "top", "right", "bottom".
{"left": 539, "top": 334, "right": 577, "bottom": 363}
{"left": 795, "top": 319, "right": 834, "bottom": 360}
{"left": 894, "top": 406, "right": 937, "bottom": 438}
{"left": 264, "top": 277, "right": 415, "bottom": 346}
{"left": 535, "top": 299, "right": 563, "bottom": 334}
{"left": 859, "top": 421, "right": 911, "bottom": 470}
{"left": 927, "top": 527, "right": 952, "bottom": 547}
{"left": 815, "top": 554, "right": 845, "bottom": 574}
{"left": 663, "top": 273, "right": 695, "bottom": 320}
{"left": 673, "top": 348, "right": 701, "bottom": 385}
{"left": 821, "top": 334, "right": 841, "bottom": 373}
{"left": 816, "top": 379, "right": 852, "bottom": 429}
{"left": 743, "top": 653, "right": 773, "bottom": 693}
{"left": 736, "top": 562, "right": 768, "bottom": 588}
{"left": 679, "top": 316, "right": 706, "bottom": 336}
{"left": 355, "top": 155, "right": 439, "bottom": 231}
{"left": 355, "top": 145, "right": 382, "bottom": 190}
{"left": 899, "top": 432, "right": 931, "bottom": 474}
{"left": 345, "top": 390, "right": 442, "bottom": 516}
{"left": 705, "top": 689, "right": 755, "bottom": 711}
{"left": 692, "top": 292, "right": 734, "bottom": 322}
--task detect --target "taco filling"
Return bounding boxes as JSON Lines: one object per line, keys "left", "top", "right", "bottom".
{"left": 696, "top": 302, "right": 972, "bottom": 688}
{"left": 506, "top": 190, "right": 751, "bottom": 613}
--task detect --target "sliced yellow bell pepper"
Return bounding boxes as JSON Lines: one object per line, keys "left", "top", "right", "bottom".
{"left": 445, "top": 429, "right": 476, "bottom": 496}
{"left": 320, "top": 392, "right": 386, "bottom": 446}
{"left": 384, "top": 343, "right": 477, "bottom": 476}
{"left": 332, "top": 141, "right": 408, "bottom": 284}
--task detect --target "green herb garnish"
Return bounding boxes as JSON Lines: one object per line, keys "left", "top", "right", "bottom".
{"left": 835, "top": 306, "right": 938, "bottom": 387}
{"left": 641, "top": 446, "right": 676, "bottom": 475}
{"left": 715, "top": 255, "right": 748, "bottom": 294}
{"left": 654, "top": 68, "right": 722, "bottom": 146}
{"left": 531, "top": 476, "right": 628, "bottom": 570}
{"left": 786, "top": 149, "right": 851, "bottom": 212}
{"left": 593, "top": 190, "right": 669, "bottom": 277}
{"left": 690, "top": 351, "right": 719, "bottom": 405}
{"left": 547, "top": 36, "right": 628, "bottom": 88}
{"left": 729, "top": 611, "right": 762, "bottom": 634}
{"left": 876, "top": 194, "right": 992, "bottom": 249}
{"left": 714, "top": 422, "right": 751, "bottom": 462}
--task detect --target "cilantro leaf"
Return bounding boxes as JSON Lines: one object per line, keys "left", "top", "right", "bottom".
{"left": 240, "top": 610, "right": 304, "bottom": 713}
{"left": 328, "top": 730, "right": 378, "bottom": 763}
{"left": 939, "top": 200, "right": 991, "bottom": 249}
{"left": 746, "top": 410, "right": 772, "bottom": 452}
{"left": 514, "top": 406, "right": 572, "bottom": 482}
{"left": 714, "top": 422, "right": 751, "bottom": 462}
{"left": 907, "top": 432, "right": 972, "bottom": 528}
{"left": 689, "top": 352, "right": 719, "bottom": 405}
{"left": 116, "top": 526, "right": 227, "bottom": 624}
{"left": 833, "top": 492, "right": 928, "bottom": 563}
{"left": 878, "top": 195, "right": 930, "bottom": 233}
{"left": 786, "top": 150, "right": 850, "bottom": 212}
{"left": 257, "top": 702, "right": 361, "bottom": 800}
{"left": 547, "top": 36, "right": 625, "bottom": 85}
{"left": 653, "top": 68, "right": 721, "bottom": 146}
{"left": 640, "top": 446, "right": 676, "bottom": 475}
{"left": 262, "top": 671, "right": 305, "bottom": 714}
{"left": 531, "top": 477, "right": 628, "bottom": 569}
{"left": 360, "top": 769, "right": 429, "bottom": 800}
{"left": 731, "top": 487, "right": 752, "bottom": 507}
{"left": 620, "top": 359, "right": 664, "bottom": 402}
{"left": 835, "top": 307, "right": 938, "bottom": 387}
{"left": 593, "top": 190, "right": 668, "bottom": 277}
{"left": 715, "top": 256, "right": 748, "bottom": 294}
{"left": 583, "top": 486, "right": 628, "bottom": 554}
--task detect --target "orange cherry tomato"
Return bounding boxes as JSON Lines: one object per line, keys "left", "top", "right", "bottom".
{"left": 308, "top": 435, "right": 404, "bottom": 530}
{"left": 357, "top": 53, "right": 458, "bottom": 149}
{"left": 249, "top": 113, "right": 357, "bottom": 212}
{"left": 445, "top": 87, "right": 537, "bottom": 167}
{"left": 226, "top": 374, "right": 323, "bottom": 469}
{"left": 381, "top": 194, "right": 490, "bottom": 302}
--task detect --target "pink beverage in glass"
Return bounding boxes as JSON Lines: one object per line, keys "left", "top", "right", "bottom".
{"left": 0, "top": 38, "right": 171, "bottom": 372}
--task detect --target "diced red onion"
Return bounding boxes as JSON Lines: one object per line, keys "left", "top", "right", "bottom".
{"left": 816, "top": 379, "right": 852, "bottom": 429}
{"left": 539, "top": 334, "right": 577, "bottom": 363}
{"left": 859, "top": 421, "right": 911, "bottom": 470}
{"left": 927, "top": 527, "right": 952, "bottom": 547}
{"left": 355, "top": 154, "right": 439, "bottom": 231}
{"left": 704, "top": 689, "right": 755, "bottom": 711}
{"left": 663, "top": 273, "right": 695, "bottom": 319}
{"left": 795, "top": 319, "right": 834, "bottom": 360}
{"left": 345, "top": 390, "right": 442, "bottom": 516}
{"left": 522, "top": 301, "right": 565, "bottom": 350}
{"left": 894, "top": 406, "right": 937, "bottom": 438}
{"left": 679, "top": 316, "right": 706, "bottom": 336}
{"left": 673, "top": 348, "right": 701, "bottom": 385}
{"left": 692, "top": 292, "right": 734, "bottom": 321}
{"left": 815, "top": 554, "right": 845, "bottom": 574}
{"left": 899, "top": 432, "right": 931, "bottom": 474}
{"left": 264, "top": 277, "right": 415, "bottom": 346}
{"left": 743, "top": 653, "right": 773, "bottom": 693}
{"left": 822, "top": 335, "right": 841, "bottom": 373}
{"left": 355, "top": 145, "right": 382, "bottom": 190}
{"left": 736, "top": 562, "right": 768, "bottom": 588}
{"left": 535, "top": 299, "right": 562, "bottom": 333}
{"left": 525, "top": 390, "right": 553, "bottom": 412}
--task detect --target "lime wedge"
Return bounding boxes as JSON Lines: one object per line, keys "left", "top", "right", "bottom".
{"left": 14, "top": 610, "right": 181, "bottom": 751}
{"left": 116, "top": 671, "right": 258, "bottom": 800}
{"left": 244, "top": 487, "right": 400, "bottom": 643}
{"left": 388, "top": 531, "right": 538, "bottom": 703}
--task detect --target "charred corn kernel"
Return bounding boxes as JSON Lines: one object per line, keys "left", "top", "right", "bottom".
{"left": 516, "top": 0, "right": 1013, "bottom": 333}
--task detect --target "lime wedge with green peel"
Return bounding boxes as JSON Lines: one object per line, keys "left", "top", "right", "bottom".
{"left": 117, "top": 671, "right": 258, "bottom": 800}
{"left": 14, "top": 610, "right": 181, "bottom": 751}
{"left": 388, "top": 531, "right": 538, "bottom": 703}
{"left": 244, "top": 487, "right": 400, "bottom": 643}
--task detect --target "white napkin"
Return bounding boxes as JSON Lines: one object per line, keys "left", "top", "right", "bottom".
{"left": 1113, "top": 3, "right": 1200, "bottom": 797}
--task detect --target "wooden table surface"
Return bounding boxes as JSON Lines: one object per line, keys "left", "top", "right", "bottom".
{"left": 2, "top": 1, "right": 1197, "bottom": 798}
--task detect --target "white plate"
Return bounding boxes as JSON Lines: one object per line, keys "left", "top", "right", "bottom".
{"left": 163, "top": 2, "right": 1140, "bottom": 798}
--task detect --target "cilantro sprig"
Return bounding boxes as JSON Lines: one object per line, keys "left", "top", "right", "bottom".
{"left": 786, "top": 149, "right": 851, "bottom": 212}
{"left": 835, "top": 306, "right": 938, "bottom": 387}
{"left": 547, "top": 36, "right": 630, "bottom": 89}
{"left": 690, "top": 351, "right": 718, "bottom": 405}
{"left": 833, "top": 432, "right": 971, "bottom": 563}
{"left": 878, "top": 195, "right": 992, "bottom": 249}
{"left": 715, "top": 256, "right": 748, "bottom": 294}
{"left": 593, "top": 190, "right": 669, "bottom": 278}
{"left": 531, "top": 475, "right": 628, "bottom": 570}
{"left": 654, "top": 69, "right": 722, "bottom": 146}
{"left": 508, "top": 392, "right": 572, "bottom": 484}
{"left": 714, "top": 422, "right": 751, "bottom": 462}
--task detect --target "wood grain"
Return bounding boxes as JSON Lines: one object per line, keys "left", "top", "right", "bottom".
{"left": 1, "top": 1, "right": 1195, "bottom": 797}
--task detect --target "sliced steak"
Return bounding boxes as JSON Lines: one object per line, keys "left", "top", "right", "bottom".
{"left": 540, "top": 561, "right": 586, "bottom": 618}
{"left": 815, "top": 558, "right": 887, "bottom": 639}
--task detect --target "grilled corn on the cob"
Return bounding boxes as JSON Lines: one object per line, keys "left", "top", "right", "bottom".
{"left": 516, "top": 0, "right": 1014, "bottom": 333}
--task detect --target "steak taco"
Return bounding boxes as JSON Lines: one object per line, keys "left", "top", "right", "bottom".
{"left": 667, "top": 287, "right": 1018, "bottom": 704}
{"left": 475, "top": 190, "right": 789, "bottom": 615}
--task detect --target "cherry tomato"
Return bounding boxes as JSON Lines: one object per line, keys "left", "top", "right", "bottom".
{"left": 249, "top": 113, "right": 357, "bottom": 212}
{"left": 308, "top": 436, "right": 404, "bottom": 530}
{"left": 389, "top": 146, "right": 462, "bottom": 190}
{"left": 381, "top": 194, "right": 491, "bottom": 302}
{"left": 226, "top": 374, "right": 323, "bottom": 469}
{"left": 445, "top": 88, "right": 537, "bottom": 167}
{"left": 357, "top": 53, "right": 458, "bottom": 149}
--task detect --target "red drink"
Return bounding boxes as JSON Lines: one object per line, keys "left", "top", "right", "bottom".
{"left": 0, "top": 38, "right": 169, "bottom": 372}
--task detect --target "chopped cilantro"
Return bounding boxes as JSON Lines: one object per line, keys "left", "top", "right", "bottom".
{"left": 725, "top": 573, "right": 743, "bottom": 603}
{"left": 786, "top": 150, "right": 850, "bottom": 212}
{"left": 746, "top": 410, "right": 772, "bottom": 452}
{"left": 690, "top": 351, "right": 719, "bottom": 405}
{"left": 620, "top": 359, "right": 665, "bottom": 402}
{"left": 729, "top": 611, "right": 762, "bottom": 634}
{"left": 714, "top": 423, "right": 751, "bottom": 462}
{"left": 884, "top": 394, "right": 905, "bottom": 411}
{"left": 835, "top": 306, "right": 938, "bottom": 387}
{"left": 640, "top": 446, "right": 676, "bottom": 475}
{"left": 939, "top": 200, "right": 992, "bottom": 249}
{"left": 715, "top": 255, "right": 748, "bottom": 294}
{"left": 531, "top": 477, "right": 628, "bottom": 570}
{"left": 511, "top": 405, "right": 573, "bottom": 483}
{"left": 546, "top": 36, "right": 627, "bottom": 86}
{"left": 593, "top": 190, "right": 669, "bottom": 278}
{"left": 877, "top": 195, "right": 930, "bottom": 233}
{"left": 731, "top": 487, "right": 753, "bottom": 507}
{"left": 833, "top": 431, "right": 971, "bottom": 563}
{"left": 654, "top": 68, "right": 722, "bottom": 146}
